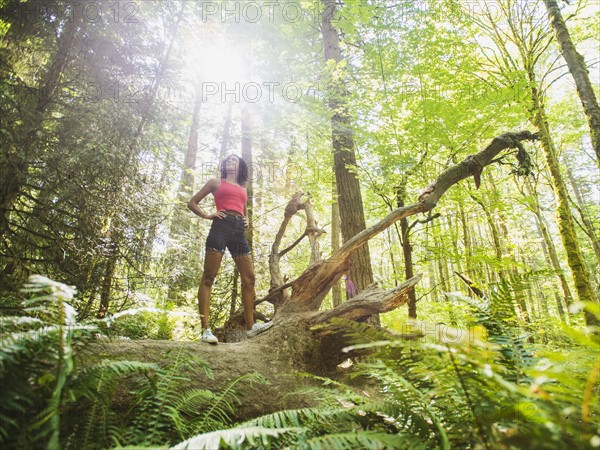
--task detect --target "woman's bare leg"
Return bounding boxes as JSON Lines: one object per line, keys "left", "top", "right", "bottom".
{"left": 198, "top": 250, "right": 224, "bottom": 329}
{"left": 233, "top": 254, "right": 255, "bottom": 330}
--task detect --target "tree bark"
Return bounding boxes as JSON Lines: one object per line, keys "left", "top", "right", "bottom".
{"left": 523, "top": 179, "right": 573, "bottom": 319}
{"left": 331, "top": 180, "right": 343, "bottom": 307}
{"left": 320, "top": 0, "right": 374, "bottom": 296}
{"left": 458, "top": 203, "right": 474, "bottom": 276}
{"left": 99, "top": 241, "right": 119, "bottom": 318}
{"left": 219, "top": 101, "right": 234, "bottom": 160}
{"left": 268, "top": 192, "right": 304, "bottom": 307}
{"left": 528, "top": 75, "right": 599, "bottom": 327}
{"left": 543, "top": 0, "right": 600, "bottom": 167}
{"left": 396, "top": 185, "right": 418, "bottom": 318}
{"left": 241, "top": 106, "right": 253, "bottom": 249}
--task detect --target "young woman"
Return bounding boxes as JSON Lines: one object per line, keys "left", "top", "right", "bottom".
{"left": 187, "top": 154, "right": 272, "bottom": 344}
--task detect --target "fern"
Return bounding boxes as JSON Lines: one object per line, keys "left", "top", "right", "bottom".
{"left": 242, "top": 408, "right": 336, "bottom": 429}
{"left": 302, "top": 431, "right": 425, "bottom": 450}
{"left": 109, "top": 347, "right": 268, "bottom": 448}
{"left": 0, "top": 276, "right": 82, "bottom": 448}
{"left": 171, "top": 426, "right": 305, "bottom": 450}
{"left": 62, "top": 360, "right": 159, "bottom": 450}
{"left": 242, "top": 406, "right": 358, "bottom": 440}
{"left": 446, "top": 288, "right": 534, "bottom": 382}
{"left": 195, "top": 372, "right": 268, "bottom": 433}
{"left": 3, "top": 276, "right": 598, "bottom": 450}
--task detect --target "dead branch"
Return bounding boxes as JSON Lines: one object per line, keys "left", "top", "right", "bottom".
{"left": 309, "top": 274, "right": 422, "bottom": 325}
{"left": 285, "top": 130, "right": 539, "bottom": 311}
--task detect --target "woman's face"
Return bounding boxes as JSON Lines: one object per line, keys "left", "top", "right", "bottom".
{"left": 224, "top": 156, "right": 240, "bottom": 174}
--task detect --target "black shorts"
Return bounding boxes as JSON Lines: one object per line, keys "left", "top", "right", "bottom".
{"left": 205, "top": 214, "right": 251, "bottom": 258}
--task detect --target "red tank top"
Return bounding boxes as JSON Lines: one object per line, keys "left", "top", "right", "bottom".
{"left": 213, "top": 179, "right": 247, "bottom": 215}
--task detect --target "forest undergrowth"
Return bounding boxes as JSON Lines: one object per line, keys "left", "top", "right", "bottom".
{"left": 0, "top": 276, "right": 598, "bottom": 449}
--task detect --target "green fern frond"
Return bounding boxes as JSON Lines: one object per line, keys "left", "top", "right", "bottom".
{"left": 170, "top": 388, "right": 215, "bottom": 416}
{"left": 171, "top": 426, "right": 305, "bottom": 450}
{"left": 445, "top": 290, "right": 534, "bottom": 382}
{"left": 63, "top": 359, "right": 160, "bottom": 449}
{"left": 241, "top": 406, "right": 356, "bottom": 436}
{"left": 303, "top": 431, "right": 427, "bottom": 450}
{"left": 197, "top": 372, "right": 268, "bottom": 432}
{"left": 0, "top": 315, "right": 45, "bottom": 329}
{"left": 293, "top": 371, "right": 372, "bottom": 405}
{"left": 69, "top": 359, "right": 159, "bottom": 398}
{"left": 242, "top": 408, "right": 327, "bottom": 428}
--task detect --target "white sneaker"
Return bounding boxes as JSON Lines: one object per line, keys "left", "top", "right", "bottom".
{"left": 247, "top": 321, "right": 273, "bottom": 338}
{"left": 201, "top": 328, "right": 218, "bottom": 344}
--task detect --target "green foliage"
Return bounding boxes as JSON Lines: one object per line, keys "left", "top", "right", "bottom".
{"left": 0, "top": 275, "right": 84, "bottom": 448}
{"left": 65, "top": 350, "right": 267, "bottom": 449}
{"left": 446, "top": 287, "right": 534, "bottom": 383}
{"left": 62, "top": 359, "right": 159, "bottom": 450}
{"left": 172, "top": 313, "right": 599, "bottom": 450}
{"left": 172, "top": 426, "right": 304, "bottom": 450}
{"left": 107, "top": 309, "right": 175, "bottom": 340}
{"left": 0, "top": 276, "right": 156, "bottom": 449}
{"left": 0, "top": 276, "right": 267, "bottom": 449}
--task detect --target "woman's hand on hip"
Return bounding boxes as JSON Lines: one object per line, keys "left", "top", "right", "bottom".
{"left": 243, "top": 216, "right": 249, "bottom": 228}
{"left": 206, "top": 211, "right": 226, "bottom": 220}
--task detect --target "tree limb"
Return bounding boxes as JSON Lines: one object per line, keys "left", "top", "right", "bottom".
{"left": 285, "top": 131, "right": 539, "bottom": 311}
{"left": 309, "top": 274, "right": 422, "bottom": 325}
{"left": 279, "top": 233, "right": 307, "bottom": 257}
{"left": 255, "top": 280, "right": 295, "bottom": 306}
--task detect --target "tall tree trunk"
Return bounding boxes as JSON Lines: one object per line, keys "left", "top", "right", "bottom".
{"left": 543, "top": 0, "right": 600, "bottom": 166}
{"left": 237, "top": 106, "right": 254, "bottom": 318}
{"left": 241, "top": 106, "right": 253, "bottom": 249}
{"left": 470, "top": 193, "right": 531, "bottom": 323}
{"left": 534, "top": 213, "right": 568, "bottom": 319}
{"left": 331, "top": 180, "right": 343, "bottom": 307}
{"left": 99, "top": 240, "right": 119, "bottom": 318}
{"left": 474, "top": 196, "right": 503, "bottom": 261}
{"left": 447, "top": 213, "right": 464, "bottom": 278}
{"left": 171, "top": 88, "right": 202, "bottom": 238}
{"left": 396, "top": 185, "right": 417, "bottom": 318}
{"left": 476, "top": 221, "right": 494, "bottom": 285}
{"left": 320, "top": 0, "right": 374, "bottom": 297}
{"left": 523, "top": 179, "right": 573, "bottom": 319}
{"left": 230, "top": 269, "right": 239, "bottom": 316}
{"left": 435, "top": 230, "right": 450, "bottom": 293}
{"left": 528, "top": 76, "right": 599, "bottom": 327}
{"left": 458, "top": 203, "right": 473, "bottom": 275}
{"left": 140, "top": 165, "right": 170, "bottom": 272}
{"left": 386, "top": 227, "right": 399, "bottom": 287}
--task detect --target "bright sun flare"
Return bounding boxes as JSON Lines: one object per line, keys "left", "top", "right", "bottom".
{"left": 184, "top": 37, "right": 248, "bottom": 84}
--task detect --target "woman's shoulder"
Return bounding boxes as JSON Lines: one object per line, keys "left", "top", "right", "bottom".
{"left": 205, "top": 178, "right": 222, "bottom": 192}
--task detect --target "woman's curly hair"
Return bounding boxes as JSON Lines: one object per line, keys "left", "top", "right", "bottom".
{"left": 220, "top": 155, "right": 249, "bottom": 186}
